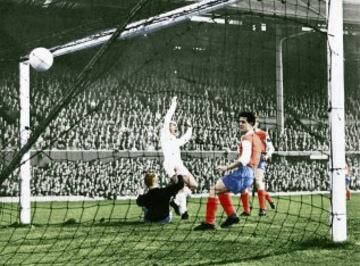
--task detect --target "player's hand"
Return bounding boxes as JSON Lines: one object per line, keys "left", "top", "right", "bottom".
{"left": 216, "top": 165, "right": 228, "bottom": 172}
{"left": 185, "top": 118, "right": 192, "bottom": 127}
{"left": 171, "top": 96, "right": 177, "bottom": 103}
{"left": 174, "top": 166, "right": 180, "bottom": 174}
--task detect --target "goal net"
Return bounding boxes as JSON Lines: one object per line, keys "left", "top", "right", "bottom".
{"left": 0, "top": 0, "right": 358, "bottom": 265}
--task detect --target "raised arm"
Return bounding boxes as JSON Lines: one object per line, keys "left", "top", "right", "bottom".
{"left": 163, "top": 96, "right": 177, "bottom": 132}
{"left": 177, "top": 118, "right": 192, "bottom": 146}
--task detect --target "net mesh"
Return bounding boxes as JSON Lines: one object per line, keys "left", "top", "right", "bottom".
{"left": 0, "top": 0, "right": 359, "bottom": 265}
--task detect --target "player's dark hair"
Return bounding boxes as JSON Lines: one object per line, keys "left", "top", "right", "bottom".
{"left": 239, "top": 112, "right": 256, "bottom": 126}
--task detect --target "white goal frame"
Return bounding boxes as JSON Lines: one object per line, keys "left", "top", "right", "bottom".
{"left": 327, "top": 0, "right": 347, "bottom": 242}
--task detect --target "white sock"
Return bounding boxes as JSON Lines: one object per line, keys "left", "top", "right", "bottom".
{"left": 174, "top": 190, "right": 187, "bottom": 215}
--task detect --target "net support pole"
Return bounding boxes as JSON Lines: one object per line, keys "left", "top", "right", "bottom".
{"left": 19, "top": 61, "right": 31, "bottom": 224}
{"left": 276, "top": 29, "right": 311, "bottom": 135}
{"left": 327, "top": 0, "right": 347, "bottom": 242}
{"left": 275, "top": 27, "right": 284, "bottom": 135}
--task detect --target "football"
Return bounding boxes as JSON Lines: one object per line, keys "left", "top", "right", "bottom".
{"left": 29, "top": 47, "right": 54, "bottom": 71}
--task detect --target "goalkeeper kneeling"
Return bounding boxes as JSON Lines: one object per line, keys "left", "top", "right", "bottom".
{"left": 136, "top": 172, "right": 184, "bottom": 224}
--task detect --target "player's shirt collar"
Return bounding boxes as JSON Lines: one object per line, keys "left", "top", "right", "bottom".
{"left": 242, "top": 129, "right": 254, "bottom": 138}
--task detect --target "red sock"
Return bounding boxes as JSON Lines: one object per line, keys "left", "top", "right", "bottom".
{"left": 240, "top": 192, "right": 250, "bottom": 214}
{"left": 346, "top": 190, "right": 351, "bottom": 200}
{"left": 218, "top": 192, "right": 235, "bottom": 217}
{"left": 257, "top": 190, "right": 266, "bottom": 210}
{"left": 205, "top": 197, "right": 218, "bottom": 225}
{"left": 265, "top": 192, "right": 273, "bottom": 203}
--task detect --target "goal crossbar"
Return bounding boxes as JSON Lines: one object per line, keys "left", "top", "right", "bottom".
{"left": 21, "top": 0, "right": 237, "bottom": 60}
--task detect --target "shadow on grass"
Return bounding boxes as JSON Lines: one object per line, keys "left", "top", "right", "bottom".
{"left": 296, "top": 237, "right": 355, "bottom": 250}
{"left": 5, "top": 222, "right": 35, "bottom": 229}
{"left": 53, "top": 218, "right": 170, "bottom": 228}
{"left": 58, "top": 218, "right": 146, "bottom": 227}
{"left": 178, "top": 236, "right": 356, "bottom": 266}
{"left": 2, "top": 218, "right": 146, "bottom": 228}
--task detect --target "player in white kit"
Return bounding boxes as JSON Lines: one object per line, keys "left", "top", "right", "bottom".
{"left": 160, "top": 96, "right": 198, "bottom": 219}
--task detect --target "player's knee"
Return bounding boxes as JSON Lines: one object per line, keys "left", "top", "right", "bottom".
{"left": 242, "top": 188, "right": 250, "bottom": 194}
{"left": 257, "top": 182, "right": 265, "bottom": 191}
{"left": 185, "top": 175, "right": 198, "bottom": 189}
{"left": 191, "top": 180, "right": 198, "bottom": 189}
{"left": 255, "top": 174, "right": 265, "bottom": 190}
{"left": 209, "top": 186, "right": 216, "bottom": 197}
{"left": 256, "top": 170, "right": 264, "bottom": 180}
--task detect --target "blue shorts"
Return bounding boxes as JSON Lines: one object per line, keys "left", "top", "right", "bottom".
{"left": 222, "top": 166, "right": 254, "bottom": 194}
{"left": 257, "top": 154, "right": 267, "bottom": 171}
{"left": 345, "top": 175, "right": 350, "bottom": 186}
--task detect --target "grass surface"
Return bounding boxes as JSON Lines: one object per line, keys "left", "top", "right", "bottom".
{"left": 0, "top": 194, "right": 359, "bottom": 265}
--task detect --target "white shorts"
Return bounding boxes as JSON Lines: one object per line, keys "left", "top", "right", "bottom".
{"left": 163, "top": 161, "right": 191, "bottom": 178}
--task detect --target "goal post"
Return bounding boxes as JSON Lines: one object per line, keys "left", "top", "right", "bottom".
{"left": 327, "top": 0, "right": 347, "bottom": 242}
{"left": 19, "top": 61, "right": 31, "bottom": 224}
{"left": 17, "top": 0, "right": 236, "bottom": 224}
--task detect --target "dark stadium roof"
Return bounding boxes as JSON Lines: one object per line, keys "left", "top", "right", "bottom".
{"left": 6, "top": 0, "right": 360, "bottom": 25}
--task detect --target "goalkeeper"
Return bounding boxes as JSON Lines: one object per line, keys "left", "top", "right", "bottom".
{"left": 136, "top": 172, "right": 184, "bottom": 223}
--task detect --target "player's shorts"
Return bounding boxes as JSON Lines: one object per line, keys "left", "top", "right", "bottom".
{"left": 257, "top": 154, "right": 267, "bottom": 171}
{"left": 163, "top": 161, "right": 191, "bottom": 177}
{"left": 143, "top": 208, "right": 173, "bottom": 224}
{"left": 346, "top": 175, "right": 351, "bottom": 186}
{"left": 222, "top": 165, "right": 254, "bottom": 194}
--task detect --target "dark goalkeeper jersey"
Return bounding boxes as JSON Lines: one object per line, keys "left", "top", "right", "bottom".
{"left": 136, "top": 177, "right": 184, "bottom": 222}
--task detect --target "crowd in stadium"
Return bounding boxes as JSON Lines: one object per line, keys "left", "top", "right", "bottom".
{"left": 1, "top": 155, "right": 359, "bottom": 197}
{"left": 1, "top": 71, "right": 360, "bottom": 197}
{"left": 1, "top": 73, "right": 360, "bottom": 153}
